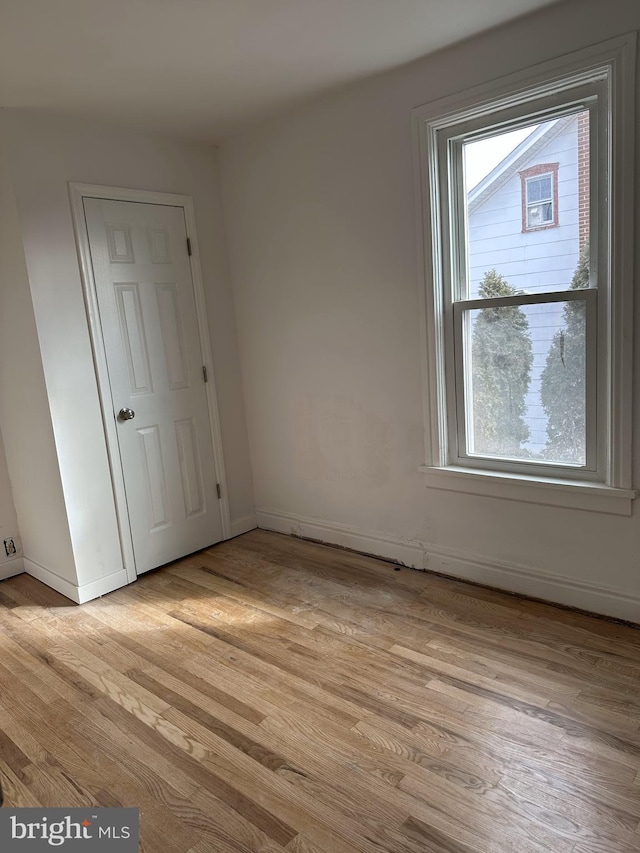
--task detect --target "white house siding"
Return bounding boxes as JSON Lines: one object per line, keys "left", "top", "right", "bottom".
{"left": 468, "top": 116, "right": 580, "bottom": 297}
{"left": 467, "top": 116, "right": 582, "bottom": 455}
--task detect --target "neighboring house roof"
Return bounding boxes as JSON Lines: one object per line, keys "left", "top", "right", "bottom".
{"left": 467, "top": 114, "right": 575, "bottom": 213}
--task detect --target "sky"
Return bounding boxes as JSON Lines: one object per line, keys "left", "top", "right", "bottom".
{"left": 464, "top": 124, "right": 538, "bottom": 191}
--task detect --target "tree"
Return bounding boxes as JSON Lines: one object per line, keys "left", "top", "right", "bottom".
{"left": 540, "top": 243, "right": 589, "bottom": 465}
{"left": 471, "top": 270, "right": 533, "bottom": 456}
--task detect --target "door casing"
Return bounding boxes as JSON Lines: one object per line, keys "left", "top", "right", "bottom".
{"left": 69, "top": 183, "right": 231, "bottom": 583}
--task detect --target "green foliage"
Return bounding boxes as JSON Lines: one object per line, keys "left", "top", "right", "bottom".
{"left": 569, "top": 241, "right": 590, "bottom": 291}
{"left": 471, "top": 270, "right": 533, "bottom": 456}
{"left": 540, "top": 244, "right": 589, "bottom": 464}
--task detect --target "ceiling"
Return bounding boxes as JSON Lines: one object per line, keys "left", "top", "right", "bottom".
{"left": 1, "top": 0, "right": 564, "bottom": 142}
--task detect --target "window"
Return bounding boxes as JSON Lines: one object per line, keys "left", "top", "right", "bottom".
{"left": 520, "top": 164, "right": 558, "bottom": 230}
{"left": 526, "top": 173, "right": 553, "bottom": 226}
{"left": 456, "top": 108, "right": 595, "bottom": 476}
{"left": 414, "top": 37, "right": 636, "bottom": 511}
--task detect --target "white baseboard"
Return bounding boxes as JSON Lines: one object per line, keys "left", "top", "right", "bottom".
{"left": 24, "top": 558, "right": 80, "bottom": 602}
{"left": 423, "top": 545, "right": 640, "bottom": 624}
{"left": 24, "top": 558, "right": 129, "bottom": 604}
{"left": 229, "top": 514, "right": 258, "bottom": 538}
{"left": 76, "top": 570, "right": 130, "bottom": 604}
{"left": 257, "top": 507, "right": 426, "bottom": 569}
{"left": 256, "top": 507, "right": 640, "bottom": 623}
{"left": 0, "top": 556, "right": 25, "bottom": 581}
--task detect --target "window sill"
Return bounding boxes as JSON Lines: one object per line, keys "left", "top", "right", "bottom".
{"left": 418, "top": 465, "right": 636, "bottom": 516}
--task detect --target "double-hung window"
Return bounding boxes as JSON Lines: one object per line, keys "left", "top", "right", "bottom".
{"left": 521, "top": 165, "right": 558, "bottom": 230}
{"left": 414, "top": 37, "right": 636, "bottom": 512}
{"left": 525, "top": 174, "right": 553, "bottom": 227}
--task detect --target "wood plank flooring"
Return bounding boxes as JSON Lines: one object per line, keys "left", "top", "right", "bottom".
{"left": 0, "top": 529, "right": 639, "bottom": 852}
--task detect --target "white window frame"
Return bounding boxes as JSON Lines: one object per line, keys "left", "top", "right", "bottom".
{"left": 444, "top": 91, "right": 602, "bottom": 481}
{"left": 413, "top": 35, "right": 636, "bottom": 515}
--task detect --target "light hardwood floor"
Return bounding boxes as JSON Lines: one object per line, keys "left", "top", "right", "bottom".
{"left": 0, "top": 529, "right": 639, "bottom": 852}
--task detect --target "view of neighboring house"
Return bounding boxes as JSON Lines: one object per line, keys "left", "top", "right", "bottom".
{"left": 466, "top": 111, "right": 589, "bottom": 455}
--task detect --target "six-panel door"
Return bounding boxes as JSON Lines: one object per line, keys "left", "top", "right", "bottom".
{"left": 84, "top": 198, "right": 223, "bottom": 574}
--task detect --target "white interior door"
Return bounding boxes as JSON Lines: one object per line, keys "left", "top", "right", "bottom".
{"left": 83, "top": 197, "right": 223, "bottom": 574}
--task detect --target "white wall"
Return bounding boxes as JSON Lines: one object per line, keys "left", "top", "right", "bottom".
{"left": 220, "top": 0, "right": 640, "bottom": 620}
{"left": 0, "top": 111, "right": 255, "bottom": 599}
{"left": 0, "top": 134, "right": 73, "bottom": 584}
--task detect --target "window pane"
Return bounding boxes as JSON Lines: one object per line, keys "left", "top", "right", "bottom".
{"left": 465, "top": 299, "right": 586, "bottom": 465}
{"left": 463, "top": 110, "right": 590, "bottom": 299}
{"left": 527, "top": 201, "right": 553, "bottom": 228}
{"left": 527, "top": 175, "right": 551, "bottom": 203}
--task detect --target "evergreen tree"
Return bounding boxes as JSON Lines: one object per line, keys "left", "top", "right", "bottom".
{"left": 471, "top": 270, "right": 533, "bottom": 456}
{"left": 540, "top": 244, "right": 589, "bottom": 464}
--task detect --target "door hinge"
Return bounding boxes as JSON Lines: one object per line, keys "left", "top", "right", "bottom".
{"left": 186, "top": 237, "right": 192, "bottom": 256}
{"left": 202, "top": 365, "right": 208, "bottom": 383}
{"left": 216, "top": 483, "right": 222, "bottom": 499}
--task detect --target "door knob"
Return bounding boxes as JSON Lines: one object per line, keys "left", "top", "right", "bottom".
{"left": 118, "top": 407, "right": 136, "bottom": 421}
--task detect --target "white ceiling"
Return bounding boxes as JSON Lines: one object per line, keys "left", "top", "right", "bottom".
{"left": 1, "top": 0, "right": 564, "bottom": 142}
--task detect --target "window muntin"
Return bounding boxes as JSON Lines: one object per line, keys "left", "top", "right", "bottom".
{"left": 431, "top": 78, "right": 607, "bottom": 482}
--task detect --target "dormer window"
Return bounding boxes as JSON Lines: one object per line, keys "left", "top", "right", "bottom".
{"left": 520, "top": 163, "right": 559, "bottom": 231}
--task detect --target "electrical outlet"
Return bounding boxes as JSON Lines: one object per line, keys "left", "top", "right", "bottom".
{"left": 3, "top": 538, "right": 16, "bottom": 557}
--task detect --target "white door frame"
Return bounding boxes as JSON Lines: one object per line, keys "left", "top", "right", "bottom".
{"left": 69, "top": 183, "right": 231, "bottom": 583}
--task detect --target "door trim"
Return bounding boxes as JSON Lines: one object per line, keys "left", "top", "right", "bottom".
{"left": 69, "top": 183, "right": 232, "bottom": 582}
